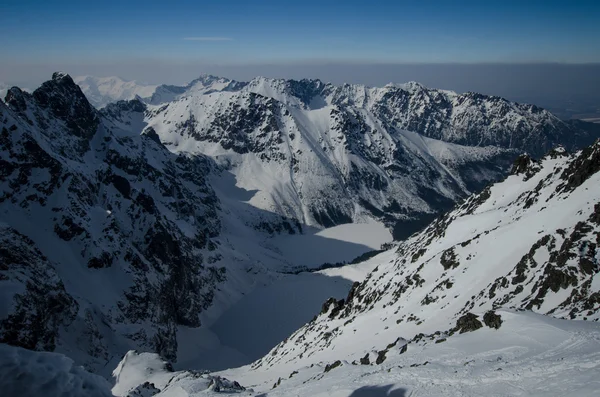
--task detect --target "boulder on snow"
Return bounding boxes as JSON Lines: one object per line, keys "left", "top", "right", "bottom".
{"left": 208, "top": 376, "right": 246, "bottom": 392}
{"left": 321, "top": 297, "right": 345, "bottom": 318}
{"left": 324, "top": 360, "right": 342, "bottom": 373}
{"left": 454, "top": 313, "right": 483, "bottom": 334}
{"left": 483, "top": 311, "right": 503, "bottom": 329}
{"left": 360, "top": 353, "right": 370, "bottom": 365}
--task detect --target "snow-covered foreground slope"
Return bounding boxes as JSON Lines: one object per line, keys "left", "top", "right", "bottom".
{"left": 5, "top": 311, "right": 599, "bottom": 396}
{"left": 75, "top": 76, "right": 158, "bottom": 108}
{"left": 216, "top": 311, "right": 600, "bottom": 397}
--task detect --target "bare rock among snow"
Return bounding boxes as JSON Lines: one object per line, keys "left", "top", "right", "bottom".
{"left": 483, "top": 311, "right": 503, "bottom": 329}
{"left": 454, "top": 313, "right": 484, "bottom": 334}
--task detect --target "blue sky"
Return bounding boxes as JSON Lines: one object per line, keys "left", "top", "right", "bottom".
{"left": 2, "top": 0, "right": 599, "bottom": 64}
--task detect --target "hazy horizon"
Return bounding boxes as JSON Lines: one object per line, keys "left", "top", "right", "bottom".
{"left": 2, "top": 61, "right": 599, "bottom": 119}
{"left": 1, "top": 1, "right": 599, "bottom": 118}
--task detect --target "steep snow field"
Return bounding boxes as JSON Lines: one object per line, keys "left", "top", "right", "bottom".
{"left": 254, "top": 145, "right": 600, "bottom": 376}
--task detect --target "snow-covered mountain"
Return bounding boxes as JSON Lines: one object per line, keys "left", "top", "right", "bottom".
{"left": 0, "top": 73, "right": 521, "bottom": 375}
{"left": 99, "top": 73, "right": 600, "bottom": 238}
{"left": 74, "top": 76, "right": 158, "bottom": 109}
{"left": 251, "top": 141, "right": 600, "bottom": 375}
{"left": 104, "top": 78, "right": 536, "bottom": 238}
{"left": 0, "top": 72, "right": 226, "bottom": 372}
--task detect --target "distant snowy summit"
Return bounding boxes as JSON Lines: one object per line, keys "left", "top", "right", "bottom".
{"left": 73, "top": 75, "right": 157, "bottom": 108}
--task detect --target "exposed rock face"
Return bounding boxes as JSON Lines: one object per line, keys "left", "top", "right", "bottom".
{"left": 510, "top": 154, "right": 541, "bottom": 180}
{"left": 453, "top": 313, "right": 483, "bottom": 334}
{"left": 208, "top": 376, "right": 246, "bottom": 393}
{"left": 324, "top": 360, "right": 342, "bottom": 373}
{"left": 0, "top": 74, "right": 225, "bottom": 372}
{"left": 483, "top": 311, "right": 503, "bottom": 329}
{"left": 0, "top": 225, "right": 78, "bottom": 351}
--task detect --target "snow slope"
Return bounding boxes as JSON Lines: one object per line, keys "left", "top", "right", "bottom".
{"left": 5, "top": 311, "right": 600, "bottom": 397}
{"left": 255, "top": 143, "right": 600, "bottom": 374}
{"left": 75, "top": 76, "right": 158, "bottom": 108}
{"left": 0, "top": 82, "right": 8, "bottom": 101}
{"left": 112, "top": 350, "right": 246, "bottom": 396}
{"left": 219, "top": 310, "right": 600, "bottom": 397}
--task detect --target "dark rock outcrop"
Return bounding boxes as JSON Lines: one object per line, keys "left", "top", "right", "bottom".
{"left": 483, "top": 311, "right": 503, "bottom": 329}
{"left": 453, "top": 313, "right": 483, "bottom": 334}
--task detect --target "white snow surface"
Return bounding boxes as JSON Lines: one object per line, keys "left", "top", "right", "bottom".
{"left": 113, "top": 350, "right": 246, "bottom": 397}
{"left": 270, "top": 220, "right": 392, "bottom": 268}
{"left": 218, "top": 311, "right": 600, "bottom": 397}
{"left": 0, "top": 82, "right": 8, "bottom": 101}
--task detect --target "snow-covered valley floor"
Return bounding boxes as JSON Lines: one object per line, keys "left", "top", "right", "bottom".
{"left": 177, "top": 246, "right": 391, "bottom": 372}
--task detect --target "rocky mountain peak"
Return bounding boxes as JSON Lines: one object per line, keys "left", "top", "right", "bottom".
{"left": 4, "top": 87, "right": 29, "bottom": 112}
{"left": 31, "top": 72, "right": 100, "bottom": 139}
{"left": 510, "top": 153, "right": 540, "bottom": 177}
{"left": 51, "top": 71, "right": 73, "bottom": 83}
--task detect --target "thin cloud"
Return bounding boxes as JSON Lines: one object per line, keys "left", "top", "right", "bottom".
{"left": 183, "top": 37, "right": 233, "bottom": 41}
